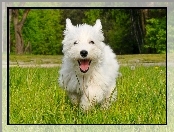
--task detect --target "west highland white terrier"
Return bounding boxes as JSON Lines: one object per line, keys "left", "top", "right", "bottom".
{"left": 59, "top": 18, "right": 119, "bottom": 111}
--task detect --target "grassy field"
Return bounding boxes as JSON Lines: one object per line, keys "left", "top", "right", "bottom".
{"left": 9, "top": 54, "right": 166, "bottom": 65}
{"left": 9, "top": 65, "right": 166, "bottom": 124}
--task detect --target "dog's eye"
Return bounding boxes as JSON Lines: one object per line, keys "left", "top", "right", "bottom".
{"left": 89, "top": 41, "right": 94, "bottom": 44}
{"left": 74, "top": 41, "right": 78, "bottom": 45}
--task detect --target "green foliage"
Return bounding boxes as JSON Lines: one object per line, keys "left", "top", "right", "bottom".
{"left": 23, "top": 9, "right": 63, "bottom": 55}
{"left": 11, "top": 9, "right": 63, "bottom": 55}
{"left": 10, "top": 9, "right": 166, "bottom": 55}
{"left": 61, "top": 9, "right": 86, "bottom": 25}
{"left": 145, "top": 17, "right": 166, "bottom": 53}
{"left": 83, "top": 9, "right": 100, "bottom": 24}
{"left": 106, "top": 9, "right": 135, "bottom": 54}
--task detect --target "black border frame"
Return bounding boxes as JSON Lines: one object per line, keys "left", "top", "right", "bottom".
{"left": 7, "top": 6, "right": 167, "bottom": 125}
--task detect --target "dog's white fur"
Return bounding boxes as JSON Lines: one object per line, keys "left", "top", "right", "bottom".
{"left": 58, "top": 18, "right": 119, "bottom": 110}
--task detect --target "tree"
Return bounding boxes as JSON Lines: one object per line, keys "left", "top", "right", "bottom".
{"left": 21, "top": 9, "right": 63, "bottom": 55}
{"left": 12, "top": 9, "right": 30, "bottom": 54}
{"left": 104, "top": 9, "right": 135, "bottom": 54}
{"left": 130, "top": 9, "right": 145, "bottom": 54}
{"left": 144, "top": 9, "right": 166, "bottom": 53}
{"left": 9, "top": 8, "right": 166, "bottom": 55}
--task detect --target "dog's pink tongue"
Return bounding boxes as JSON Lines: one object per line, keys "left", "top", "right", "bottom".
{"left": 80, "top": 60, "right": 89, "bottom": 71}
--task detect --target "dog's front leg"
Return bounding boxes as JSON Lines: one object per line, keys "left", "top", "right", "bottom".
{"left": 79, "top": 94, "right": 96, "bottom": 111}
{"left": 101, "top": 88, "right": 117, "bottom": 109}
{"left": 67, "top": 92, "right": 80, "bottom": 105}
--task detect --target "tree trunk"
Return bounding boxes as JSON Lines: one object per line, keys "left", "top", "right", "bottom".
{"left": 137, "top": 10, "right": 144, "bottom": 53}
{"left": 13, "top": 9, "right": 30, "bottom": 54}
{"left": 130, "top": 9, "right": 141, "bottom": 54}
{"left": 140, "top": 9, "right": 146, "bottom": 36}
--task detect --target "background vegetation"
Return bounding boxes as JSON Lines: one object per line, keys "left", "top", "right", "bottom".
{"left": 8, "top": 8, "right": 166, "bottom": 55}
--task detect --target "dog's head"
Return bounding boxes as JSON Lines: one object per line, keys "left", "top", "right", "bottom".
{"left": 62, "top": 18, "right": 105, "bottom": 74}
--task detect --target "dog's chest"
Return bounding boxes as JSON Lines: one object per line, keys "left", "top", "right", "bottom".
{"left": 73, "top": 73, "right": 105, "bottom": 93}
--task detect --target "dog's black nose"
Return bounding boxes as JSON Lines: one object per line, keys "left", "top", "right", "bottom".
{"left": 80, "top": 50, "right": 88, "bottom": 58}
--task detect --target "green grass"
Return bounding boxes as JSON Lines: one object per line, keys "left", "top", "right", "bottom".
{"left": 9, "top": 55, "right": 62, "bottom": 65}
{"left": 9, "top": 54, "right": 166, "bottom": 65}
{"left": 117, "top": 54, "right": 166, "bottom": 63}
{"left": 9, "top": 65, "right": 166, "bottom": 124}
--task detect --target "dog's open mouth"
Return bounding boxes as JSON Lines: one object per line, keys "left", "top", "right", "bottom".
{"left": 78, "top": 59, "right": 91, "bottom": 73}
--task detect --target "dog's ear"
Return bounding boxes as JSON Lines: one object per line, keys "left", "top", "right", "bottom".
{"left": 94, "top": 19, "right": 102, "bottom": 31}
{"left": 93, "top": 19, "right": 104, "bottom": 41}
{"left": 66, "top": 18, "right": 73, "bottom": 31}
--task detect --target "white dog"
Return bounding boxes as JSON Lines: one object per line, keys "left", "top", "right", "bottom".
{"left": 58, "top": 18, "right": 119, "bottom": 111}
